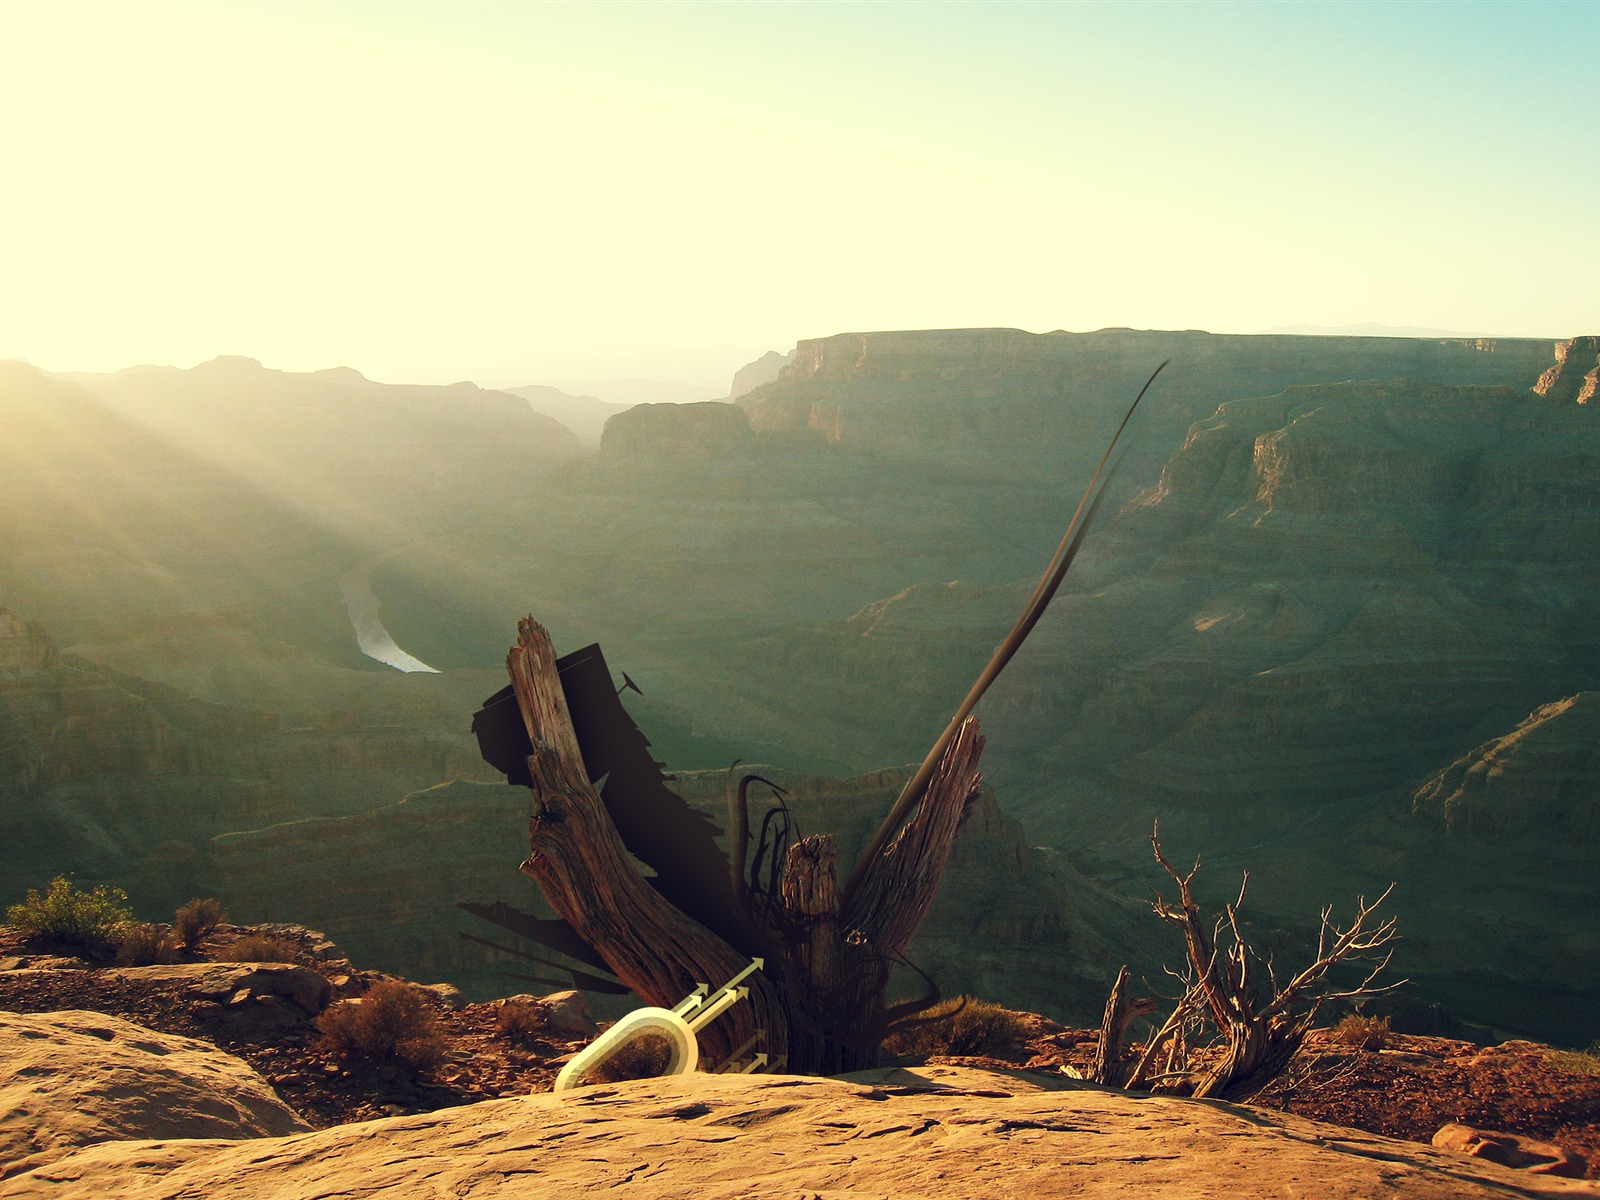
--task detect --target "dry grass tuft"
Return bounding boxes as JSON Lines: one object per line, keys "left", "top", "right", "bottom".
{"left": 1331, "top": 1013, "right": 1391, "bottom": 1051}
{"left": 583, "top": 1032, "right": 675, "bottom": 1084}
{"left": 884, "top": 995, "right": 1032, "bottom": 1062}
{"left": 218, "top": 934, "right": 305, "bottom": 963}
{"left": 173, "top": 898, "right": 225, "bottom": 948}
{"left": 495, "top": 1000, "right": 548, "bottom": 1047}
{"left": 317, "top": 980, "right": 447, "bottom": 1072}
{"left": 1548, "top": 1044, "right": 1600, "bottom": 1077}
{"left": 114, "top": 922, "right": 180, "bottom": 966}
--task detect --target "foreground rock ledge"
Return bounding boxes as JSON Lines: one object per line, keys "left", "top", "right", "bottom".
{"left": 7, "top": 1065, "right": 1597, "bottom": 1200}
{"left": 0, "top": 1010, "right": 309, "bottom": 1180}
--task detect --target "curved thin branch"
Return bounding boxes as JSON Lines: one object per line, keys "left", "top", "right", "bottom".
{"left": 840, "top": 360, "right": 1168, "bottom": 907}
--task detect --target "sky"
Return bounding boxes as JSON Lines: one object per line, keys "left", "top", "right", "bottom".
{"left": 3, "top": 0, "right": 1595, "bottom": 392}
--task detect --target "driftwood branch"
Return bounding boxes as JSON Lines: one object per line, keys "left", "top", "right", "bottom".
{"left": 1090, "top": 966, "right": 1158, "bottom": 1086}
{"left": 839, "top": 361, "right": 1168, "bottom": 909}
{"left": 507, "top": 615, "right": 783, "bottom": 1065}
{"left": 501, "top": 615, "right": 996, "bottom": 1074}
{"left": 842, "top": 716, "right": 985, "bottom": 959}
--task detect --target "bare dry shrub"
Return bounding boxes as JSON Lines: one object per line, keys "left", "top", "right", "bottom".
{"left": 584, "top": 1032, "right": 674, "bottom": 1083}
{"left": 1094, "top": 823, "right": 1403, "bottom": 1102}
{"left": 883, "top": 995, "right": 1031, "bottom": 1062}
{"left": 218, "top": 934, "right": 304, "bottom": 963}
{"left": 495, "top": 1000, "right": 547, "bottom": 1047}
{"left": 174, "top": 898, "right": 225, "bottom": 948}
{"left": 317, "top": 980, "right": 446, "bottom": 1071}
{"left": 114, "top": 922, "right": 179, "bottom": 966}
{"left": 1331, "top": 1013, "right": 1390, "bottom": 1051}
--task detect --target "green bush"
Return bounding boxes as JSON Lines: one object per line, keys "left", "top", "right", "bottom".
{"left": 115, "top": 922, "right": 180, "bottom": 966}
{"left": 4, "top": 877, "right": 133, "bottom": 951}
{"left": 173, "top": 898, "right": 225, "bottom": 948}
{"left": 317, "top": 981, "right": 447, "bottom": 1072}
{"left": 217, "top": 934, "right": 304, "bottom": 963}
{"left": 883, "top": 995, "right": 1032, "bottom": 1062}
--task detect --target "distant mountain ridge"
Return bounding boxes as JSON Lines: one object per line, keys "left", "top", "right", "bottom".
{"left": 1258, "top": 322, "right": 1501, "bottom": 338}
{"left": 503, "top": 384, "right": 627, "bottom": 449}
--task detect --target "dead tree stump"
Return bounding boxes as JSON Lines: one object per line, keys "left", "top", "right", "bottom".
{"left": 505, "top": 615, "right": 985, "bottom": 1075}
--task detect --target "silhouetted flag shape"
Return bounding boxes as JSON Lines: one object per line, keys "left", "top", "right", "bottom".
{"left": 470, "top": 642, "right": 777, "bottom": 985}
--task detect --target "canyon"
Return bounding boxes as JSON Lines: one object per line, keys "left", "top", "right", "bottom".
{"left": 1, "top": 330, "right": 1596, "bottom": 1046}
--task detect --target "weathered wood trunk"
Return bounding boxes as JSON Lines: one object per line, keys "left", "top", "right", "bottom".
{"left": 1090, "top": 965, "right": 1157, "bottom": 1087}
{"left": 505, "top": 615, "right": 985, "bottom": 1075}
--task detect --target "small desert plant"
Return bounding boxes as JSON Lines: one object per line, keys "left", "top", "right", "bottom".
{"left": 4, "top": 877, "right": 133, "bottom": 952}
{"left": 114, "top": 922, "right": 180, "bottom": 966}
{"left": 495, "top": 1000, "right": 548, "bottom": 1047}
{"left": 583, "top": 1031, "right": 675, "bottom": 1084}
{"left": 173, "top": 898, "right": 225, "bottom": 948}
{"left": 1331, "top": 1013, "right": 1390, "bottom": 1051}
{"left": 1548, "top": 1042, "right": 1600, "bottom": 1077}
{"left": 218, "top": 934, "right": 304, "bottom": 963}
{"left": 883, "top": 995, "right": 1032, "bottom": 1062}
{"left": 317, "top": 980, "right": 447, "bottom": 1072}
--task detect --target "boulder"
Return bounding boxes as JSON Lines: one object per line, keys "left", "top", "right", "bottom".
{"left": 1432, "top": 1121, "right": 1588, "bottom": 1178}
{"left": 534, "top": 989, "right": 598, "bottom": 1037}
{"left": 0, "top": 1009, "right": 308, "bottom": 1180}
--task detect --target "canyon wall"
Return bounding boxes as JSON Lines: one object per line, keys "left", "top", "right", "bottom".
{"left": 5, "top": 330, "right": 1596, "bottom": 1042}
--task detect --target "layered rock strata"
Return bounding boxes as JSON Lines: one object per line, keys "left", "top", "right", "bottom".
{"left": 1535, "top": 337, "right": 1600, "bottom": 406}
{"left": 1412, "top": 693, "right": 1600, "bottom": 843}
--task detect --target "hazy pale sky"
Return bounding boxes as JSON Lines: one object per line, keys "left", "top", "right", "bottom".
{"left": 3, "top": 0, "right": 1595, "bottom": 389}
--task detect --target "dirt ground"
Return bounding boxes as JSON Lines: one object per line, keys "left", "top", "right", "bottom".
{"left": 3, "top": 923, "right": 1596, "bottom": 1177}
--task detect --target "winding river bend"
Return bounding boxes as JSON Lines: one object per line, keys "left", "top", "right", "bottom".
{"left": 338, "top": 561, "right": 440, "bottom": 673}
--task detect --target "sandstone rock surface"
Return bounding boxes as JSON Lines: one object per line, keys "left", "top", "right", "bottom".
{"left": 1433, "top": 1121, "right": 1588, "bottom": 1177}
{"left": 1534, "top": 336, "right": 1600, "bottom": 405}
{"left": 0, "top": 1009, "right": 309, "bottom": 1180}
{"left": 7, "top": 1064, "right": 1595, "bottom": 1199}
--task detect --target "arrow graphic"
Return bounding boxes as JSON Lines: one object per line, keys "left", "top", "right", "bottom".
{"left": 736, "top": 1053, "right": 769, "bottom": 1074}
{"left": 687, "top": 985, "right": 747, "bottom": 1033}
{"left": 718, "top": 1029, "right": 767, "bottom": 1067}
{"left": 720, "top": 957, "right": 764, "bottom": 993}
{"left": 672, "top": 984, "right": 708, "bottom": 1016}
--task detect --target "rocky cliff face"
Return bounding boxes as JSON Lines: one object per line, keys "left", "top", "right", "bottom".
{"left": 1534, "top": 337, "right": 1600, "bottom": 405}
{"left": 1412, "top": 693, "right": 1600, "bottom": 843}
{"left": 0, "top": 611, "right": 59, "bottom": 675}
{"left": 598, "top": 401, "right": 755, "bottom": 460}
{"left": 0, "top": 611, "right": 495, "bottom": 915}
{"left": 203, "top": 781, "right": 540, "bottom": 996}
{"left": 725, "top": 348, "right": 794, "bottom": 401}
{"left": 741, "top": 328, "right": 1554, "bottom": 476}
{"left": 680, "top": 354, "right": 1600, "bottom": 1042}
